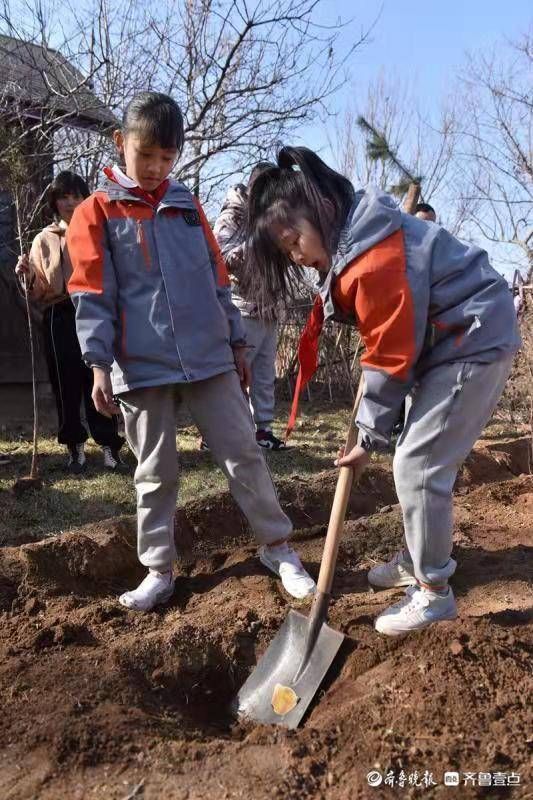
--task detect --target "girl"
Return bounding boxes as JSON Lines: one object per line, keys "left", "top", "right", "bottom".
{"left": 246, "top": 146, "right": 520, "bottom": 637}
{"left": 15, "top": 171, "right": 125, "bottom": 473}
{"left": 66, "top": 93, "right": 315, "bottom": 611}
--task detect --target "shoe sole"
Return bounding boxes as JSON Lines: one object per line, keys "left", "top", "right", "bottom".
{"left": 118, "top": 584, "right": 175, "bottom": 612}
{"left": 368, "top": 575, "right": 417, "bottom": 589}
{"left": 374, "top": 609, "right": 458, "bottom": 636}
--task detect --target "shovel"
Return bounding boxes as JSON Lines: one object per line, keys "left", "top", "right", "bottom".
{"left": 235, "top": 377, "right": 365, "bottom": 728}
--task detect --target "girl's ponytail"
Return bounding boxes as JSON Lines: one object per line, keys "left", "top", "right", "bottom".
{"left": 246, "top": 145, "right": 355, "bottom": 309}
{"left": 277, "top": 146, "right": 338, "bottom": 186}
{"left": 277, "top": 146, "right": 300, "bottom": 170}
{"left": 276, "top": 147, "right": 355, "bottom": 245}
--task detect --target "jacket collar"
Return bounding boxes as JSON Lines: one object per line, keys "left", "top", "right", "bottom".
{"left": 317, "top": 186, "right": 403, "bottom": 321}
{"left": 98, "top": 166, "right": 196, "bottom": 210}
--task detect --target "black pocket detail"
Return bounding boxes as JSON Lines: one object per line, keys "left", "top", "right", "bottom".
{"left": 183, "top": 209, "right": 201, "bottom": 226}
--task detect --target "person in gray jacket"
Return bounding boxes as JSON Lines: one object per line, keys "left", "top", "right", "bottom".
{"left": 67, "top": 94, "right": 316, "bottom": 610}
{"left": 246, "top": 146, "right": 520, "bottom": 636}
{"left": 211, "top": 166, "right": 287, "bottom": 450}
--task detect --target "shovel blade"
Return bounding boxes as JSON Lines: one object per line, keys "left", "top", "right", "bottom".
{"left": 234, "top": 609, "right": 344, "bottom": 729}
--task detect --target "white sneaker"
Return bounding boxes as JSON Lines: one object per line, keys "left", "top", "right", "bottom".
{"left": 368, "top": 550, "right": 416, "bottom": 588}
{"left": 119, "top": 570, "right": 175, "bottom": 611}
{"left": 374, "top": 585, "right": 457, "bottom": 636}
{"left": 259, "top": 543, "right": 316, "bottom": 599}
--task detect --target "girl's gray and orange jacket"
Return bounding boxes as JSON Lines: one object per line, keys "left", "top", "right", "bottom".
{"left": 292, "top": 187, "right": 520, "bottom": 450}
{"left": 66, "top": 174, "right": 245, "bottom": 394}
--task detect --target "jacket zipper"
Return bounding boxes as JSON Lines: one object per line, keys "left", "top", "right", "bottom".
{"left": 136, "top": 219, "right": 152, "bottom": 270}
{"left": 152, "top": 207, "right": 190, "bottom": 380}
{"left": 107, "top": 192, "right": 192, "bottom": 379}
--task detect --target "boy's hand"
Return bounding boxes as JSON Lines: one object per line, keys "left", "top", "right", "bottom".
{"left": 334, "top": 443, "right": 371, "bottom": 480}
{"left": 92, "top": 367, "right": 120, "bottom": 417}
{"left": 232, "top": 345, "right": 251, "bottom": 389}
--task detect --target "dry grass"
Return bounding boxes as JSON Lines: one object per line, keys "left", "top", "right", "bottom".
{"left": 0, "top": 400, "right": 358, "bottom": 547}
{"left": 1, "top": 385, "right": 527, "bottom": 549}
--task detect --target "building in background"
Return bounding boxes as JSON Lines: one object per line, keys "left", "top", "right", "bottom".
{"left": 0, "top": 35, "right": 115, "bottom": 430}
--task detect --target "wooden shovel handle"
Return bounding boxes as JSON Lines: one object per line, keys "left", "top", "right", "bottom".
{"left": 316, "top": 375, "right": 365, "bottom": 596}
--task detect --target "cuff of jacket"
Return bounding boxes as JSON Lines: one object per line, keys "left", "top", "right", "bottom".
{"left": 356, "top": 426, "right": 392, "bottom": 453}
{"left": 87, "top": 361, "right": 112, "bottom": 373}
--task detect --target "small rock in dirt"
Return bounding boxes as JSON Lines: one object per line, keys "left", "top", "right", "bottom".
{"left": 53, "top": 623, "right": 89, "bottom": 645}
{"left": 24, "top": 597, "right": 44, "bottom": 616}
{"left": 449, "top": 639, "right": 464, "bottom": 656}
{"left": 32, "top": 626, "right": 55, "bottom": 649}
{"left": 379, "top": 505, "right": 393, "bottom": 514}
{"left": 30, "top": 622, "right": 94, "bottom": 649}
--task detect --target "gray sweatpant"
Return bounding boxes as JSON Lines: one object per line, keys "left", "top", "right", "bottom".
{"left": 120, "top": 370, "right": 291, "bottom": 571}
{"left": 394, "top": 357, "right": 514, "bottom": 586}
{"left": 243, "top": 317, "right": 278, "bottom": 428}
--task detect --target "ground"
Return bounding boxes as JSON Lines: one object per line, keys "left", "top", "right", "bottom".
{"left": 0, "top": 407, "right": 531, "bottom": 800}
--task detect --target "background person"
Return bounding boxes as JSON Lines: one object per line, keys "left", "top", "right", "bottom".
{"left": 415, "top": 202, "right": 437, "bottom": 222}
{"left": 211, "top": 164, "right": 287, "bottom": 450}
{"left": 15, "top": 171, "right": 125, "bottom": 473}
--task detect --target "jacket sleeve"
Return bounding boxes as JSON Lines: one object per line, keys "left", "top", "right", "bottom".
{"left": 193, "top": 197, "right": 246, "bottom": 344}
{"left": 213, "top": 207, "right": 246, "bottom": 279}
{"left": 345, "top": 238, "right": 422, "bottom": 449}
{"left": 66, "top": 195, "right": 118, "bottom": 370}
{"left": 21, "top": 233, "right": 50, "bottom": 302}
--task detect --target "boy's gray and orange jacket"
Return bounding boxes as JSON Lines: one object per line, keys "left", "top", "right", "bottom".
{"left": 67, "top": 174, "right": 244, "bottom": 394}
{"left": 291, "top": 187, "right": 520, "bottom": 450}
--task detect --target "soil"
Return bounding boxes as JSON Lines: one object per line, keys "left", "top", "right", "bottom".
{"left": 0, "top": 436, "right": 531, "bottom": 800}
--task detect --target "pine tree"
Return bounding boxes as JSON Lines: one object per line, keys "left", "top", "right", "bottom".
{"left": 357, "top": 116, "right": 422, "bottom": 197}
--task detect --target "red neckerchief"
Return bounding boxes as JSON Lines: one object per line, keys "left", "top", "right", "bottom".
{"left": 285, "top": 294, "right": 324, "bottom": 440}
{"left": 103, "top": 166, "right": 169, "bottom": 207}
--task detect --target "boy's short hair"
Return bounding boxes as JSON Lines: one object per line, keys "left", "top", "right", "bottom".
{"left": 48, "top": 171, "right": 90, "bottom": 216}
{"left": 123, "top": 92, "right": 184, "bottom": 153}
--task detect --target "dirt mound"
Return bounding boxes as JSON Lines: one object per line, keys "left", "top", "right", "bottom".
{"left": 458, "top": 436, "right": 531, "bottom": 487}
{"left": 19, "top": 518, "right": 141, "bottom": 594}
{"left": 173, "top": 464, "right": 397, "bottom": 562}
{"left": 0, "top": 440, "right": 531, "bottom": 799}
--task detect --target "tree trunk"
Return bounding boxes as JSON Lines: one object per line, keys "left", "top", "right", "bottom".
{"left": 402, "top": 182, "right": 421, "bottom": 215}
